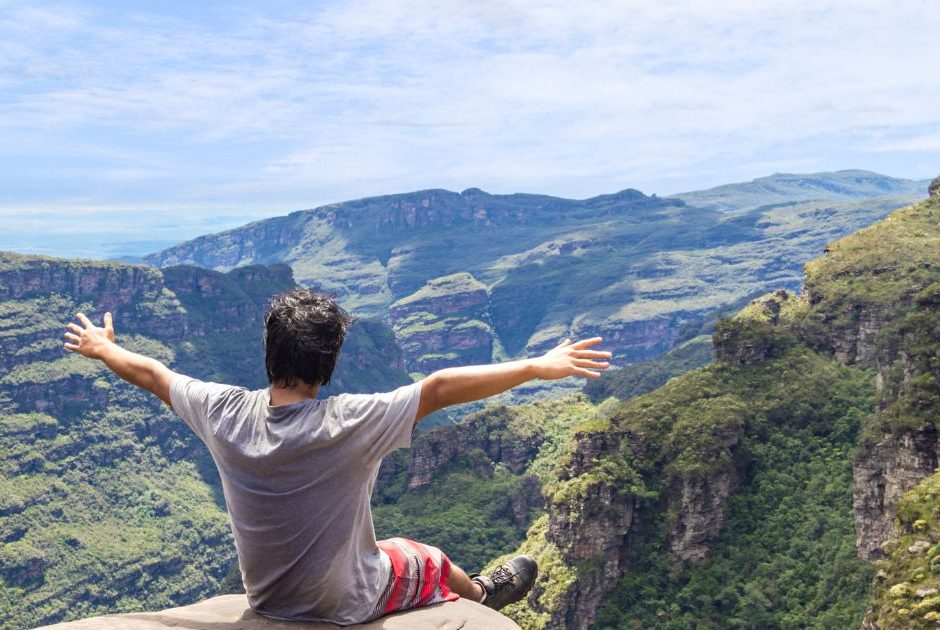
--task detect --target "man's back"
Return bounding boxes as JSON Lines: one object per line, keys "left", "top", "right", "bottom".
{"left": 63, "top": 298, "right": 607, "bottom": 622}
{"left": 170, "top": 375, "right": 422, "bottom": 625}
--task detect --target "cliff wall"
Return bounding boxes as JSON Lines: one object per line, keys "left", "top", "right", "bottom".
{"left": 500, "top": 186, "right": 940, "bottom": 627}
{"left": 0, "top": 253, "right": 410, "bottom": 627}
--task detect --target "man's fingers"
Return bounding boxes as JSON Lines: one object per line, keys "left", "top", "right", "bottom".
{"left": 76, "top": 312, "right": 93, "bottom": 328}
{"left": 575, "top": 367, "right": 602, "bottom": 378}
{"left": 67, "top": 323, "right": 83, "bottom": 334}
{"left": 574, "top": 359, "right": 610, "bottom": 370}
{"left": 572, "top": 350, "right": 612, "bottom": 360}
{"left": 571, "top": 337, "right": 603, "bottom": 349}
{"left": 64, "top": 332, "right": 81, "bottom": 344}
{"left": 104, "top": 312, "right": 115, "bottom": 341}
{"left": 63, "top": 342, "right": 78, "bottom": 352}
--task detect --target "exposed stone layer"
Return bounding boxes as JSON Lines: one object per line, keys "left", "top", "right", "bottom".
{"left": 389, "top": 272, "right": 494, "bottom": 373}
{"left": 854, "top": 427, "right": 940, "bottom": 560}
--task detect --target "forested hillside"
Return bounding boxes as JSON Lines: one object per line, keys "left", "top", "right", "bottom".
{"left": 478, "top": 178, "right": 940, "bottom": 628}
{"left": 0, "top": 255, "right": 409, "bottom": 627}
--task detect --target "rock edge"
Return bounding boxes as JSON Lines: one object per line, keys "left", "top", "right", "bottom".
{"left": 36, "top": 594, "right": 521, "bottom": 630}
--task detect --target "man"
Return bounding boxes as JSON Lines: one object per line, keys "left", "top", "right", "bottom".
{"left": 63, "top": 289, "right": 611, "bottom": 624}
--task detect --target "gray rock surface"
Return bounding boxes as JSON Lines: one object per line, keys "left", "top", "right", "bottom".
{"left": 38, "top": 594, "right": 520, "bottom": 629}
{"left": 853, "top": 423, "right": 940, "bottom": 561}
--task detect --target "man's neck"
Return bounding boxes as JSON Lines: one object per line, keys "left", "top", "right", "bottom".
{"left": 269, "top": 381, "right": 320, "bottom": 407}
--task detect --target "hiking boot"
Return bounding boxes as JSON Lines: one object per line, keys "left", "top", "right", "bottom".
{"left": 471, "top": 554, "right": 538, "bottom": 610}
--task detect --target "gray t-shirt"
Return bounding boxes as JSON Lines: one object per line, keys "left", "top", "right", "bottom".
{"left": 170, "top": 375, "right": 421, "bottom": 624}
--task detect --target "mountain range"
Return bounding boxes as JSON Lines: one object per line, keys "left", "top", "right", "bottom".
{"left": 144, "top": 170, "right": 927, "bottom": 377}
{"left": 0, "top": 170, "right": 936, "bottom": 629}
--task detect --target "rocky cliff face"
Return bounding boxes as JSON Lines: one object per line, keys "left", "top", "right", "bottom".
{"left": 713, "top": 292, "right": 797, "bottom": 366}
{"left": 541, "top": 427, "right": 637, "bottom": 629}
{"left": 854, "top": 427, "right": 940, "bottom": 561}
{"left": 161, "top": 264, "right": 294, "bottom": 335}
{"left": 717, "top": 191, "right": 940, "bottom": 568}
{"left": 508, "top": 348, "right": 754, "bottom": 628}
{"left": 0, "top": 254, "right": 164, "bottom": 303}
{"left": 377, "top": 402, "right": 564, "bottom": 493}
{"left": 389, "top": 272, "right": 494, "bottom": 373}
{"left": 740, "top": 288, "right": 937, "bottom": 564}
{"left": 0, "top": 254, "right": 185, "bottom": 374}
{"left": 666, "top": 431, "right": 744, "bottom": 562}
{"left": 140, "top": 214, "right": 310, "bottom": 271}
{"left": 508, "top": 203, "right": 940, "bottom": 626}
{"left": 510, "top": 309, "right": 884, "bottom": 627}
{"left": 836, "top": 195, "right": 940, "bottom": 562}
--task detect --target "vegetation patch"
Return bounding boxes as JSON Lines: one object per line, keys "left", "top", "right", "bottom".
{"left": 866, "top": 471, "right": 940, "bottom": 629}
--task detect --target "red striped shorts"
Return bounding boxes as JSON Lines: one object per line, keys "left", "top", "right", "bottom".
{"left": 368, "top": 537, "right": 460, "bottom": 619}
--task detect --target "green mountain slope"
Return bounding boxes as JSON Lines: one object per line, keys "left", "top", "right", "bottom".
{"left": 486, "top": 179, "right": 940, "bottom": 628}
{"left": 0, "top": 253, "right": 410, "bottom": 627}
{"left": 2, "top": 170, "right": 936, "bottom": 628}
{"left": 144, "top": 172, "right": 926, "bottom": 373}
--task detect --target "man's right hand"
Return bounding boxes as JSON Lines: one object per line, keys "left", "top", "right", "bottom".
{"left": 529, "top": 337, "right": 612, "bottom": 380}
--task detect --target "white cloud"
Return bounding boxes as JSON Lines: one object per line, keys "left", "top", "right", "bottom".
{"left": 875, "top": 132, "right": 940, "bottom": 153}
{"left": 0, "top": 0, "right": 937, "bottom": 216}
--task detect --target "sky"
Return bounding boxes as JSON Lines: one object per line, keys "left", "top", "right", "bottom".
{"left": 1, "top": 0, "right": 939, "bottom": 257}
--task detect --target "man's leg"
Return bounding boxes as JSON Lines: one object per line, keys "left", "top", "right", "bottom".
{"left": 376, "top": 538, "right": 536, "bottom": 614}
{"left": 448, "top": 563, "right": 485, "bottom": 601}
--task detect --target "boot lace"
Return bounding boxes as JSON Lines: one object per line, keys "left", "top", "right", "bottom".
{"left": 490, "top": 564, "right": 519, "bottom": 592}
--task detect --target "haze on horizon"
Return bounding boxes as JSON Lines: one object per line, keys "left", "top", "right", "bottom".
{"left": 1, "top": 0, "right": 938, "bottom": 258}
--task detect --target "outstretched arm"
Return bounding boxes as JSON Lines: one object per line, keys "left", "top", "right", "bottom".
{"left": 63, "top": 312, "right": 178, "bottom": 407}
{"left": 415, "top": 337, "right": 611, "bottom": 422}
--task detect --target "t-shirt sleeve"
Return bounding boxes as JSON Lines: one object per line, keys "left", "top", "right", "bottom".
{"left": 338, "top": 381, "right": 422, "bottom": 461}
{"left": 169, "top": 374, "right": 237, "bottom": 443}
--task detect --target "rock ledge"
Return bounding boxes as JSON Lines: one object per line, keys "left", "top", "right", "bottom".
{"left": 37, "top": 594, "right": 521, "bottom": 630}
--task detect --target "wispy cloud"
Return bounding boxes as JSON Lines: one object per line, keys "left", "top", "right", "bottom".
{"left": 0, "top": 0, "right": 937, "bottom": 229}
{"left": 875, "top": 132, "right": 940, "bottom": 153}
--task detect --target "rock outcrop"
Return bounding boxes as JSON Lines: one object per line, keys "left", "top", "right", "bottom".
{"left": 377, "top": 399, "right": 582, "bottom": 492}
{"left": 389, "top": 272, "right": 494, "bottom": 373}
{"left": 854, "top": 427, "right": 940, "bottom": 560}
{"left": 666, "top": 449, "right": 743, "bottom": 562}
{"left": 713, "top": 311, "right": 795, "bottom": 367}
{"left": 713, "top": 190, "right": 940, "bottom": 566}
{"left": 520, "top": 366, "right": 748, "bottom": 628}
{"left": 543, "top": 428, "right": 636, "bottom": 629}
{"left": 39, "top": 594, "right": 520, "bottom": 629}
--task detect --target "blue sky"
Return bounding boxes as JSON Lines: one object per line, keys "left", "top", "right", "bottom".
{"left": 1, "top": 0, "right": 939, "bottom": 257}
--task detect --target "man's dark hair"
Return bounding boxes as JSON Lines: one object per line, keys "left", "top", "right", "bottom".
{"left": 263, "top": 289, "right": 355, "bottom": 387}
